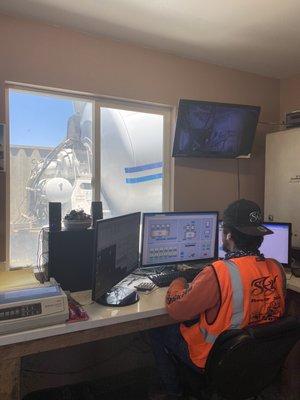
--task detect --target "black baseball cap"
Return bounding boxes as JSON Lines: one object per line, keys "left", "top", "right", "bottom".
{"left": 223, "top": 199, "right": 273, "bottom": 236}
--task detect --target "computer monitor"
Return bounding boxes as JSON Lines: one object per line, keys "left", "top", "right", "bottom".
{"left": 172, "top": 99, "right": 261, "bottom": 159}
{"left": 218, "top": 221, "right": 291, "bottom": 266}
{"left": 92, "top": 212, "right": 141, "bottom": 306}
{"left": 141, "top": 211, "right": 218, "bottom": 267}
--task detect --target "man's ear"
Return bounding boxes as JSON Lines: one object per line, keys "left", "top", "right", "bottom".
{"left": 226, "top": 233, "right": 232, "bottom": 240}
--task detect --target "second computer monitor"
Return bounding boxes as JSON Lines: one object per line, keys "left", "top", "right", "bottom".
{"left": 92, "top": 212, "right": 141, "bottom": 304}
{"left": 141, "top": 212, "right": 218, "bottom": 267}
{"left": 218, "top": 221, "right": 291, "bottom": 266}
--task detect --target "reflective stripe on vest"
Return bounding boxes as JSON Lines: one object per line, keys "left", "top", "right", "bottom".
{"left": 199, "top": 259, "right": 244, "bottom": 343}
{"left": 199, "top": 327, "right": 217, "bottom": 344}
{"left": 224, "top": 259, "right": 244, "bottom": 328}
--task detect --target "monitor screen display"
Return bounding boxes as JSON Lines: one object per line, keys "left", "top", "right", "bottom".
{"left": 218, "top": 222, "right": 291, "bottom": 266}
{"left": 92, "top": 212, "right": 141, "bottom": 301}
{"left": 173, "top": 99, "right": 261, "bottom": 158}
{"left": 141, "top": 212, "right": 218, "bottom": 267}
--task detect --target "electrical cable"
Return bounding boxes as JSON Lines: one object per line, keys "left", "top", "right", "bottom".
{"left": 131, "top": 271, "right": 149, "bottom": 277}
{"left": 38, "top": 252, "right": 48, "bottom": 279}
{"left": 142, "top": 286, "right": 160, "bottom": 295}
{"left": 35, "top": 227, "right": 48, "bottom": 282}
{"left": 35, "top": 228, "right": 43, "bottom": 274}
{"left": 123, "top": 276, "right": 140, "bottom": 286}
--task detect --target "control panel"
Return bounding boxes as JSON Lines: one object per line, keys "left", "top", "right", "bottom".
{"left": 142, "top": 213, "right": 218, "bottom": 266}
{"left": 0, "top": 303, "right": 42, "bottom": 321}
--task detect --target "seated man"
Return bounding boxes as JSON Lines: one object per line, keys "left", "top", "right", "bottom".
{"left": 150, "top": 199, "right": 286, "bottom": 400}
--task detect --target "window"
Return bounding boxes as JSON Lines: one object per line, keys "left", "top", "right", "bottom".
{"left": 9, "top": 90, "right": 94, "bottom": 267}
{"left": 100, "top": 107, "right": 164, "bottom": 217}
{"left": 8, "top": 88, "right": 172, "bottom": 267}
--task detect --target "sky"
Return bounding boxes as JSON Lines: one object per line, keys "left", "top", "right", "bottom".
{"left": 8, "top": 91, "right": 137, "bottom": 148}
{"left": 8, "top": 90, "right": 162, "bottom": 152}
{"left": 9, "top": 90, "right": 74, "bottom": 147}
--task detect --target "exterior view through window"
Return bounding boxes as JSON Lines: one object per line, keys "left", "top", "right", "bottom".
{"left": 9, "top": 90, "right": 164, "bottom": 267}
{"left": 100, "top": 108, "right": 163, "bottom": 217}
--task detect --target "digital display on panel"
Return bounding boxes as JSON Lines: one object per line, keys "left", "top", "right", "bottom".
{"left": 142, "top": 212, "right": 218, "bottom": 267}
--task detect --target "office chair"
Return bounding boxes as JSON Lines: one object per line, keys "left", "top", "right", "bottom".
{"left": 180, "top": 316, "right": 300, "bottom": 400}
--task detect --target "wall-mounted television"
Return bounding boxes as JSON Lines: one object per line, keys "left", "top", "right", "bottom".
{"left": 172, "top": 99, "right": 261, "bottom": 159}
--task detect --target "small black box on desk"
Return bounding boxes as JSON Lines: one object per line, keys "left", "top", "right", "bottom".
{"left": 42, "top": 228, "right": 94, "bottom": 292}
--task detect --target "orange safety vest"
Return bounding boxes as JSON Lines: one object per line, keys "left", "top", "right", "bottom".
{"left": 180, "top": 256, "right": 285, "bottom": 368}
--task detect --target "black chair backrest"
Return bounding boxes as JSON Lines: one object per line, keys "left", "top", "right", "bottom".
{"left": 205, "top": 317, "right": 300, "bottom": 400}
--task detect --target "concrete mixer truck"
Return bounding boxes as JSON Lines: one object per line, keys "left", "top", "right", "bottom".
{"left": 11, "top": 100, "right": 164, "bottom": 266}
{"left": 25, "top": 101, "right": 163, "bottom": 223}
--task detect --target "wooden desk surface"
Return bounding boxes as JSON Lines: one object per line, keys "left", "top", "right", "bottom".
{"left": 0, "top": 271, "right": 299, "bottom": 400}
{"left": 0, "top": 284, "right": 173, "bottom": 400}
{"left": 0, "top": 270, "right": 299, "bottom": 348}
{"left": 286, "top": 270, "right": 300, "bottom": 293}
{"left": 0, "top": 286, "right": 169, "bottom": 347}
{"left": 0, "top": 278, "right": 173, "bottom": 400}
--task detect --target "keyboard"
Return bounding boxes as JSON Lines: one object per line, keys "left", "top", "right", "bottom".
{"left": 149, "top": 268, "right": 202, "bottom": 287}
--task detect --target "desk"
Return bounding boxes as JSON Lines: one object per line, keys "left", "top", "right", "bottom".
{"left": 0, "top": 272, "right": 299, "bottom": 400}
{"left": 0, "top": 287, "right": 173, "bottom": 400}
{"left": 286, "top": 271, "right": 300, "bottom": 294}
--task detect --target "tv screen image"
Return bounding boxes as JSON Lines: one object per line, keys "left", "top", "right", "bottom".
{"left": 173, "top": 99, "right": 261, "bottom": 158}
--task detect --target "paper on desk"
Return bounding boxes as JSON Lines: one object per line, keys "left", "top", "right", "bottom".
{"left": 0, "top": 269, "right": 39, "bottom": 291}
{"left": 71, "top": 290, "right": 92, "bottom": 306}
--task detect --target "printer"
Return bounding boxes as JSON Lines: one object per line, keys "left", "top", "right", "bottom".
{"left": 0, "top": 279, "right": 69, "bottom": 335}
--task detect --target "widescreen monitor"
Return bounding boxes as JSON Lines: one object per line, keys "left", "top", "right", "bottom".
{"left": 92, "top": 212, "right": 141, "bottom": 306}
{"left": 218, "top": 221, "right": 291, "bottom": 266}
{"left": 173, "top": 99, "right": 261, "bottom": 158}
{"left": 141, "top": 211, "right": 218, "bottom": 267}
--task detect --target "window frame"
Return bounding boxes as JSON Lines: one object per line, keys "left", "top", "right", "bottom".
{"left": 5, "top": 83, "right": 174, "bottom": 267}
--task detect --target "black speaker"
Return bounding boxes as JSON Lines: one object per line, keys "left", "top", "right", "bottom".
{"left": 49, "top": 202, "right": 61, "bottom": 232}
{"left": 42, "top": 228, "right": 94, "bottom": 291}
{"left": 91, "top": 201, "right": 103, "bottom": 228}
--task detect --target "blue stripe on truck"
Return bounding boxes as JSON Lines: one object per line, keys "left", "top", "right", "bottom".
{"left": 124, "top": 162, "right": 163, "bottom": 173}
{"left": 126, "top": 173, "right": 163, "bottom": 184}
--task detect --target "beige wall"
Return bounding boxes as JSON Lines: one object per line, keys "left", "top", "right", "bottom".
{"left": 0, "top": 13, "right": 280, "bottom": 261}
{"left": 280, "top": 74, "right": 300, "bottom": 121}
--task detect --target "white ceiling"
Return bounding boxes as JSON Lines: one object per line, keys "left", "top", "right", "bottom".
{"left": 1, "top": 0, "right": 300, "bottom": 78}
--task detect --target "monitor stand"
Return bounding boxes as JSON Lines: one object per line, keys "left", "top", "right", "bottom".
{"left": 99, "top": 286, "right": 139, "bottom": 307}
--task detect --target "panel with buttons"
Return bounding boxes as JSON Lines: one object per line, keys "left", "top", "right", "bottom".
{"left": 0, "top": 303, "right": 42, "bottom": 321}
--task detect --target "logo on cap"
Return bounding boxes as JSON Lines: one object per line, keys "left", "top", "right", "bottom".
{"left": 249, "top": 211, "right": 262, "bottom": 223}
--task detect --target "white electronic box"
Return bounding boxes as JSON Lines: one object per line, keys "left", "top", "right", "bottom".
{"left": 265, "top": 128, "right": 300, "bottom": 247}
{"left": 0, "top": 281, "right": 69, "bottom": 335}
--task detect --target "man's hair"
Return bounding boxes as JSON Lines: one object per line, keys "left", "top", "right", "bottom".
{"left": 223, "top": 224, "right": 264, "bottom": 252}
